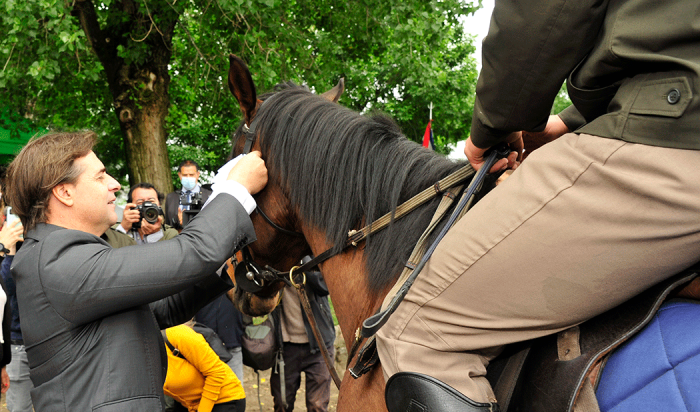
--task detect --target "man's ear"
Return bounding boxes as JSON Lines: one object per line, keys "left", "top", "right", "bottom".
{"left": 52, "top": 183, "right": 75, "bottom": 207}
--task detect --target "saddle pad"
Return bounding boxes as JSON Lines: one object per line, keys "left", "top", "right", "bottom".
{"left": 596, "top": 299, "right": 700, "bottom": 412}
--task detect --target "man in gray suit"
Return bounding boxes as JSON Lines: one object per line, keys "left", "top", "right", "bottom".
{"left": 4, "top": 130, "right": 267, "bottom": 411}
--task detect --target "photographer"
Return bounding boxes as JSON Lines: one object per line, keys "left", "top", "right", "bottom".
{"left": 164, "top": 160, "right": 212, "bottom": 230}
{"left": 119, "top": 183, "right": 178, "bottom": 244}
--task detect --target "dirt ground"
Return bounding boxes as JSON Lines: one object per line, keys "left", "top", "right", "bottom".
{"left": 0, "top": 327, "right": 347, "bottom": 412}
{"left": 243, "top": 325, "right": 346, "bottom": 412}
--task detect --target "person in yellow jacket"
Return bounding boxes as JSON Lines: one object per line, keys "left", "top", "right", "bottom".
{"left": 163, "top": 323, "right": 246, "bottom": 412}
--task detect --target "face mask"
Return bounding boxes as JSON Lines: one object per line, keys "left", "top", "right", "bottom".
{"left": 181, "top": 177, "right": 197, "bottom": 191}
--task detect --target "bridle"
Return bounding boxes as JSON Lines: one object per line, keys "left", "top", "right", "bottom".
{"left": 234, "top": 113, "right": 315, "bottom": 294}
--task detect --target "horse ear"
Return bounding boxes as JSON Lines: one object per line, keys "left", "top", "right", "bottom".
{"left": 228, "top": 54, "right": 259, "bottom": 125}
{"left": 319, "top": 78, "right": 345, "bottom": 103}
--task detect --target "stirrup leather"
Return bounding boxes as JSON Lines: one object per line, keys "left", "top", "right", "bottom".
{"left": 385, "top": 372, "right": 500, "bottom": 412}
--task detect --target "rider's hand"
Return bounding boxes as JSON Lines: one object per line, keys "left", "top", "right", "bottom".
{"left": 227, "top": 151, "right": 268, "bottom": 195}
{"left": 521, "top": 115, "right": 570, "bottom": 154}
{"left": 464, "top": 132, "right": 523, "bottom": 173}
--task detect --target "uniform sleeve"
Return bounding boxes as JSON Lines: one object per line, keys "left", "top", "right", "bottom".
{"left": 470, "top": 0, "right": 609, "bottom": 148}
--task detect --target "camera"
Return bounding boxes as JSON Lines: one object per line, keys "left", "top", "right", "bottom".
{"left": 179, "top": 191, "right": 203, "bottom": 210}
{"left": 179, "top": 191, "right": 203, "bottom": 228}
{"left": 132, "top": 201, "right": 163, "bottom": 229}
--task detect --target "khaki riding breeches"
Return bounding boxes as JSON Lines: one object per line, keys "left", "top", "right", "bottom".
{"left": 376, "top": 133, "right": 700, "bottom": 403}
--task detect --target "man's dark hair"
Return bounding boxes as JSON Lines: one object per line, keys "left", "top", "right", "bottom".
{"left": 5, "top": 131, "right": 96, "bottom": 231}
{"left": 127, "top": 182, "right": 163, "bottom": 204}
{"left": 178, "top": 160, "right": 200, "bottom": 173}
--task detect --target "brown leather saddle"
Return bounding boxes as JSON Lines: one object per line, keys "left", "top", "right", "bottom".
{"left": 487, "top": 266, "right": 700, "bottom": 412}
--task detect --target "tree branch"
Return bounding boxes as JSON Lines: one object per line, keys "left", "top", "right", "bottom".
{"left": 2, "top": 43, "right": 16, "bottom": 72}
{"left": 71, "top": 0, "right": 120, "bottom": 84}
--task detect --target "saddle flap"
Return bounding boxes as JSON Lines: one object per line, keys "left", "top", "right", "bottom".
{"left": 503, "top": 269, "right": 698, "bottom": 412}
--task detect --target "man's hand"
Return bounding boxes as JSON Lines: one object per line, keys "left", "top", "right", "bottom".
{"left": 227, "top": 151, "right": 268, "bottom": 194}
{"left": 522, "top": 115, "right": 570, "bottom": 157}
{"left": 0, "top": 221, "right": 24, "bottom": 252}
{"left": 464, "top": 132, "right": 523, "bottom": 173}
{"left": 138, "top": 216, "right": 163, "bottom": 237}
{"left": 1, "top": 367, "right": 9, "bottom": 394}
{"left": 119, "top": 203, "right": 140, "bottom": 232}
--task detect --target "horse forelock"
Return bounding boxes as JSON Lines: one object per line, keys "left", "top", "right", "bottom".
{"left": 251, "top": 86, "right": 467, "bottom": 294}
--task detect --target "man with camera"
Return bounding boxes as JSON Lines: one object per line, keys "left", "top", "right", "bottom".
{"left": 119, "top": 182, "right": 178, "bottom": 244}
{"left": 4, "top": 130, "right": 267, "bottom": 411}
{"left": 164, "top": 160, "right": 212, "bottom": 230}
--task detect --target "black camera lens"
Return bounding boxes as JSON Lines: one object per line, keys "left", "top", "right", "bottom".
{"left": 143, "top": 207, "right": 159, "bottom": 223}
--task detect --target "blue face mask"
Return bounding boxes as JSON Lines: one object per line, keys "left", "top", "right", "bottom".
{"left": 181, "top": 177, "right": 197, "bottom": 191}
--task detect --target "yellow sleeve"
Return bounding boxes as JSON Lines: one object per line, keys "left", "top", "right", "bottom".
{"left": 169, "top": 325, "right": 231, "bottom": 412}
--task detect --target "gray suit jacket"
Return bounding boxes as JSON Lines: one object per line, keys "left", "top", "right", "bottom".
{"left": 11, "top": 194, "right": 254, "bottom": 412}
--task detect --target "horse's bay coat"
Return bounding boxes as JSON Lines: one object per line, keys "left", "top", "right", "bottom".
{"left": 11, "top": 194, "right": 255, "bottom": 411}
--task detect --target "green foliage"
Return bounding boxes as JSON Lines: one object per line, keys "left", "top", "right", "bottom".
{"left": 1, "top": 0, "right": 481, "bottom": 182}
{"left": 551, "top": 82, "right": 572, "bottom": 115}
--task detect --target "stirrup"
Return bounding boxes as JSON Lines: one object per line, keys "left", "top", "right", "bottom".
{"left": 385, "top": 372, "right": 500, "bottom": 412}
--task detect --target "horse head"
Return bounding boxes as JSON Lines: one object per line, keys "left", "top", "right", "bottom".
{"left": 226, "top": 54, "right": 344, "bottom": 316}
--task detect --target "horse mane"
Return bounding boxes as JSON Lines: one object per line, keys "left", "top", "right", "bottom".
{"left": 250, "top": 83, "right": 468, "bottom": 294}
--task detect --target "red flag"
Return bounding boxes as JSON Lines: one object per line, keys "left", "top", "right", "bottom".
{"left": 422, "top": 120, "right": 434, "bottom": 150}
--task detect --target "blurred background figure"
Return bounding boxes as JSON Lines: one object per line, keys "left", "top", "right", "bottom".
{"left": 195, "top": 293, "right": 247, "bottom": 383}
{"left": 118, "top": 182, "right": 177, "bottom": 244}
{"left": 164, "top": 160, "right": 212, "bottom": 230}
{"left": 270, "top": 257, "right": 335, "bottom": 412}
{"left": 163, "top": 322, "right": 246, "bottom": 412}
{"left": 0, "top": 214, "right": 25, "bottom": 408}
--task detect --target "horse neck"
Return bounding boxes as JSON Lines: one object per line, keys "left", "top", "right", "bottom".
{"left": 304, "top": 230, "right": 387, "bottom": 349}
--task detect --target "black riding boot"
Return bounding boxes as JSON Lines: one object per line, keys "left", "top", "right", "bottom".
{"left": 385, "top": 372, "right": 500, "bottom": 412}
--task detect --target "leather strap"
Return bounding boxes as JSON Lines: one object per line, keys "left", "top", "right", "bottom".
{"left": 349, "top": 336, "right": 379, "bottom": 379}
{"left": 294, "top": 281, "right": 343, "bottom": 389}
{"left": 492, "top": 343, "right": 531, "bottom": 412}
{"left": 361, "top": 144, "right": 510, "bottom": 339}
{"left": 284, "top": 163, "right": 478, "bottom": 280}
{"left": 573, "top": 381, "right": 601, "bottom": 412}
{"left": 161, "top": 330, "right": 185, "bottom": 360}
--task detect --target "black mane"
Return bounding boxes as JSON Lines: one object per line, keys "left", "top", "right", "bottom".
{"left": 248, "top": 84, "right": 468, "bottom": 294}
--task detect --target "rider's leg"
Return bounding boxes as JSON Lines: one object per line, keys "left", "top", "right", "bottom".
{"left": 377, "top": 133, "right": 700, "bottom": 403}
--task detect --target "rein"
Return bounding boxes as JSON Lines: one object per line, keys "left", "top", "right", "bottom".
{"left": 241, "top": 162, "right": 480, "bottom": 288}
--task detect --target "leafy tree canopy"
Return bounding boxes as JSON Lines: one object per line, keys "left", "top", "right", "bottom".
{"left": 1, "top": 0, "right": 482, "bottom": 188}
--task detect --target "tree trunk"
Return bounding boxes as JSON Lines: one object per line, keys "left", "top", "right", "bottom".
{"left": 73, "top": 0, "right": 177, "bottom": 194}
{"left": 117, "top": 67, "right": 174, "bottom": 194}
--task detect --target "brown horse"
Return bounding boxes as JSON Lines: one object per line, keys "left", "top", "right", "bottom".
{"left": 223, "top": 55, "right": 700, "bottom": 412}
{"left": 224, "top": 54, "right": 482, "bottom": 411}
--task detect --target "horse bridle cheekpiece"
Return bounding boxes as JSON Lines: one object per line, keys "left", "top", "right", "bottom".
{"left": 235, "top": 111, "right": 306, "bottom": 294}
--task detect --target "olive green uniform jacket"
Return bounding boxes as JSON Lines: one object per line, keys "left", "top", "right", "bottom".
{"left": 471, "top": 0, "right": 700, "bottom": 150}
